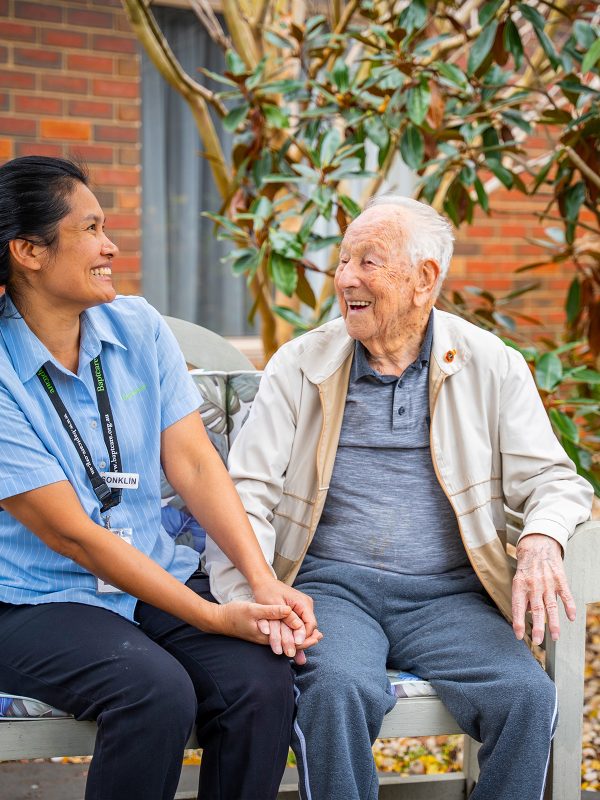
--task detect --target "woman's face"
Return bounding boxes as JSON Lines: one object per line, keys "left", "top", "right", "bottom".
{"left": 34, "top": 181, "right": 119, "bottom": 313}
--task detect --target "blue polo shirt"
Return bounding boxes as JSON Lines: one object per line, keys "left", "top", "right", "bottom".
{"left": 0, "top": 294, "right": 201, "bottom": 621}
{"left": 309, "top": 313, "right": 469, "bottom": 575}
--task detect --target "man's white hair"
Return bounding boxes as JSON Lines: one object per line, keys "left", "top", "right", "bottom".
{"left": 365, "top": 194, "right": 455, "bottom": 293}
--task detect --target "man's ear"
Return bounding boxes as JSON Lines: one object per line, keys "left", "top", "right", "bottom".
{"left": 414, "top": 258, "right": 440, "bottom": 307}
{"left": 8, "top": 239, "right": 45, "bottom": 274}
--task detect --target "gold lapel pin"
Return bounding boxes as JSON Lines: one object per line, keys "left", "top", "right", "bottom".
{"left": 444, "top": 349, "right": 457, "bottom": 363}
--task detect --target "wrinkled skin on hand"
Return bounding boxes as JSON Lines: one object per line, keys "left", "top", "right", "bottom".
{"left": 512, "top": 533, "right": 576, "bottom": 646}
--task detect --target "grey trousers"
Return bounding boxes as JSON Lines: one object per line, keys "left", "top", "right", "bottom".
{"left": 292, "top": 556, "right": 557, "bottom": 800}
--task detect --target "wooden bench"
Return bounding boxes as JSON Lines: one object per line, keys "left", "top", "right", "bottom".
{"left": 1, "top": 317, "right": 598, "bottom": 800}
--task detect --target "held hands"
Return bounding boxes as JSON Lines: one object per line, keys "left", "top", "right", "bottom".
{"left": 253, "top": 579, "right": 323, "bottom": 665}
{"left": 512, "top": 533, "right": 576, "bottom": 646}
{"left": 209, "top": 600, "right": 302, "bottom": 646}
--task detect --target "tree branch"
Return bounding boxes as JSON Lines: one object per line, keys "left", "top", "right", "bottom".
{"left": 566, "top": 147, "right": 600, "bottom": 191}
{"left": 308, "top": 0, "right": 360, "bottom": 79}
{"left": 188, "top": 0, "right": 232, "bottom": 52}
{"left": 222, "top": 0, "right": 260, "bottom": 68}
{"left": 121, "top": 0, "right": 231, "bottom": 199}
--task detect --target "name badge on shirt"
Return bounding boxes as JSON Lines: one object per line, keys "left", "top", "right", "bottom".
{"left": 100, "top": 472, "right": 140, "bottom": 490}
{"left": 96, "top": 527, "right": 134, "bottom": 594}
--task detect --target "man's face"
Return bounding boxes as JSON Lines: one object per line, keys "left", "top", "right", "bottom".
{"left": 334, "top": 206, "right": 418, "bottom": 348}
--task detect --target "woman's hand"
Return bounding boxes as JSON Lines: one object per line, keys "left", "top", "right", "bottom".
{"left": 207, "top": 600, "right": 305, "bottom": 646}
{"left": 252, "top": 579, "right": 323, "bottom": 663}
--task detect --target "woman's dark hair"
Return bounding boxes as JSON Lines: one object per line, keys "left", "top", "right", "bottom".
{"left": 0, "top": 156, "right": 88, "bottom": 292}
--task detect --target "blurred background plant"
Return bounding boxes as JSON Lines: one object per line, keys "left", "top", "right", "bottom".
{"left": 123, "top": 0, "right": 599, "bottom": 491}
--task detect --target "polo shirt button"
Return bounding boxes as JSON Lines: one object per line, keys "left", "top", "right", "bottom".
{"left": 99, "top": 461, "right": 106, "bottom": 469}
{"left": 398, "top": 406, "right": 406, "bottom": 416}
{"left": 90, "top": 420, "right": 98, "bottom": 429}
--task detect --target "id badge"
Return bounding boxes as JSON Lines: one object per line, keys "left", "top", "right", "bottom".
{"left": 97, "top": 528, "right": 134, "bottom": 594}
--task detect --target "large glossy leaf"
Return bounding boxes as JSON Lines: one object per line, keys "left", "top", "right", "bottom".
{"left": 487, "top": 159, "right": 513, "bottom": 189}
{"left": 223, "top": 104, "right": 249, "bottom": 132}
{"left": 478, "top": 0, "right": 503, "bottom": 27}
{"left": 467, "top": 21, "right": 498, "bottom": 75}
{"left": 407, "top": 81, "right": 431, "bottom": 125}
{"left": 400, "top": 124, "right": 424, "bottom": 169}
{"left": 364, "top": 116, "right": 389, "bottom": 150}
{"left": 582, "top": 38, "right": 600, "bottom": 73}
{"left": 320, "top": 129, "right": 342, "bottom": 166}
{"left": 269, "top": 252, "right": 298, "bottom": 296}
{"left": 535, "top": 352, "right": 563, "bottom": 391}
{"left": 263, "top": 104, "right": 289, "bottom": 128}
{"left": 566, "top": 277, "right": 581, "bottom": 325}
{"left": 549, "top": 409, "right": 579, "bottom": 444}
{"left": 518, "top": 4, "right": 561, "bottom": 70}
{"left": 398, "top": 0, "right": 426, "bottom": 34}
{"left": 435, "top": 62, "right": 468, "bottom": 89}
{"left": 225, "top": 49, "right": 247, "bottom": 76}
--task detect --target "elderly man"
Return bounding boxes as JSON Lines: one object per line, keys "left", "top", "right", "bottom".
{"left": 205, "top": 196, "right": 593, "bottom": 800}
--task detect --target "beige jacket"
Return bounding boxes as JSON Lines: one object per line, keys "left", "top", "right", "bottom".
{"left": 206, "top": 310, "right": 593, "bottom": 621}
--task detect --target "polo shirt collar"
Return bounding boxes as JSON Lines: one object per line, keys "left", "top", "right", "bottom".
{"left": 352, "top": 311, "right": 434, "bottom": 382}
{"left": 0, "top": 294, "right": 127, "bottom": 383}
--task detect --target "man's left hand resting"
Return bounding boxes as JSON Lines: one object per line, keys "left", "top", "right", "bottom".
{"left": 512, "top": 533, "right": 576, "bottom": 646}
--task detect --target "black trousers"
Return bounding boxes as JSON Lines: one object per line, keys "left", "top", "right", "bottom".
{"left": 0, "top": 575, "right": 294, "bottom": 800}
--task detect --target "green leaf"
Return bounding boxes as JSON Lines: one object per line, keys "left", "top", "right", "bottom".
{"left": 406, "top": 81, "right": 431, "bottom": 125}
{"left": 549, "top": 409, "right": 579, "bottom": 444}
{"left": 467, "top": 20, "right": 498, "bottom": 75}
{"left": 250, "top": 196, "right": 272, "bottom": 230}
{"left": 339, "top": 195, "right": 361, "bottom": 219}
{"left": 269, "top": 253, "right": 298, "bottom": 296}
{"left": 503, "top": 18, "right": 524, "bottom": 69}
{"left": 308, "top": 234, "right": 342, "bottom": 251}
{"left": 582, "top": 38, "right": 600, "bottom": 73}
{"left": 230, "top": 248, "right": 261, "bottom": 276}
{"left": 272, "top": 305, "right": 311, "bottom": 331}
{"left": 263, "top": 103, "right": 289, "bottom": 128}
{"left": 487, "top": 159, "right": 513, "bottom": 189}
{"left": 252, "top": 149, "right": 273, "bottom": 187}
{"left": 435, "top": 62, "right": 468, "bottom": 89}
{"left": 320, "top": 129, "right": 342, "bottom": 166}
{"left": 298, "top": 207, "right": 319, "bottom": 243}
{"left": 566, "top": 277, "right": 581, "bottom": 324}
{"left": 478, "top": 0, "right": 503, "bottom": 27}
{"left": 197, "top": 68, "right": 238, "bottom": 88}
{"left": 270, "top": 229, "right": 304, "bottom": 259}
{"left": 364, "top": 115, "right": 389, "bottom": 151}
{"left": 563, "top": 181, "right": 586, "bottom": 222}
{"left": 518, "top": 4, "right": 561, "bottom": 70}
{"left": 332, "top": 58, "right": 350, "bottom": 92}
{"left": 257, "top": 79, "right": 305, "bottom": 94}
{"left": 399, "top": 124, "right": 424, "bottom": 170}
{"left": 222, "top": 104, "right": 249, "bottom": 132}
{"left": 535, "top": 352, "right": 563, "bottom": 391}
{"left": 246, "top": 58, "right": 267, "bottom": 90}
{"left": 473, "top": 177, "right": 489, "bottom": 213}
{"left": 398, "top": 0, "right": 426, "bottom": 34}
{"left": 226, "top": 49, "right": 247, "bottom": 76}
{"left": 574, "top": 21, "right": 597, "bottom": 50}
{"left": 567, "top": 369, "right": 600, "bottom": 385}
{"left": 264, "top": 30, "right": 295, "bottom": 50}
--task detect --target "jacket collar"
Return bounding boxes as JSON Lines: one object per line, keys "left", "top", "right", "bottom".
{"left": 298, "top": 308, "right": 471, "bottom": 385}
{"left": 0, "top": 294, "right": 127, "bottom": 383}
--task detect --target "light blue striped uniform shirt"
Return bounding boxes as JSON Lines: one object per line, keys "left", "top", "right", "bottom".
{"left": 0, "top": 294, "right": 201, "bottom": 621}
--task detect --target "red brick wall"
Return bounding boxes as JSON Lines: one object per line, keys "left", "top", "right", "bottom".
{"left": 0, "top": 0, "right": 141, "bottom": 296}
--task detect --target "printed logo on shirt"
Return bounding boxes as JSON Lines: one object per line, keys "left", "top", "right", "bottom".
{"left": 121, "top": 385, "right": 147, "bottom": 401}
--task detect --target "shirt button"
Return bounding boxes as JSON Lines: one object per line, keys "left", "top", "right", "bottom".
{"left": 398, "top": 406, "right": 406, "bottom": 416}
{"left": 99, "top": 461, "right": 106, "bottom": 469}
{"left": 90, "top": 420, "right": 98, "bottom": 429}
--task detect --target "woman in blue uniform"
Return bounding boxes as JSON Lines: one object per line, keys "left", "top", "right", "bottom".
{"left": 0, "top": 156, "right": 319, "bottom": 800}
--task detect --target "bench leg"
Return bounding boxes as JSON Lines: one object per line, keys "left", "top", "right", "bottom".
{"left": 463, "top": 735, "right": 480, "bottom": 796}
